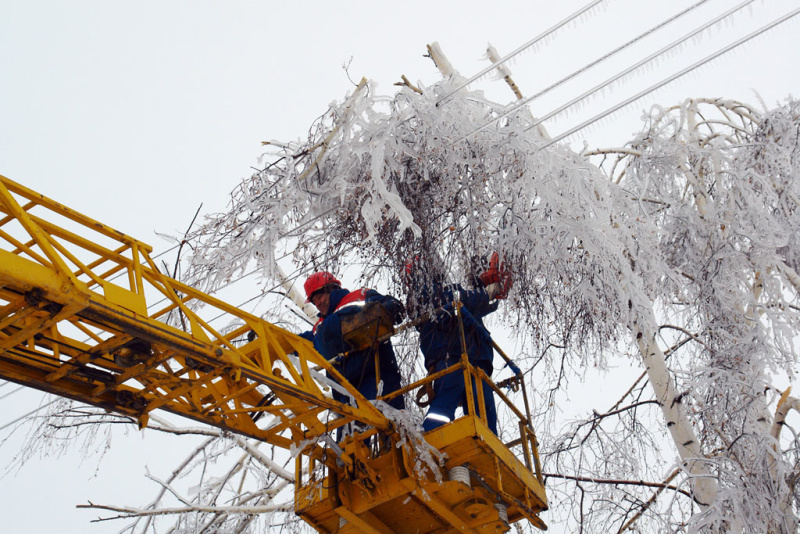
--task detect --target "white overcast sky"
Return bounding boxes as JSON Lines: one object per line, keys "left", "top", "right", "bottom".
{"left": 1, "top": 1, "right": 799, "bottom": 532}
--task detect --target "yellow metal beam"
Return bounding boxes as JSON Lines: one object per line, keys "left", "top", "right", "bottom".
{"left": 0, "top": 173, "right": 390, "bottom": 451}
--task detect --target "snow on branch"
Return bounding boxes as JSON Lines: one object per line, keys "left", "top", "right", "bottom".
{"left": 598, "top": 96, "right": 800, "bottom": 533}
{"left": 187, "top": 77, "right": 666, "bottom": 357}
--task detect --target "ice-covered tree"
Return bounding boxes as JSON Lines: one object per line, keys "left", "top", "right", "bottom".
{"left": 582, "top": 97, "right": 800, "bottom": 532}
{"left": 184, "top": 75, "right": 800, "bottom": 533}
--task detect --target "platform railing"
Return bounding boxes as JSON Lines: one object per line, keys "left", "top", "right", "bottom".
{"left": 377, "top": 301, "right": 544, "bottom": 487}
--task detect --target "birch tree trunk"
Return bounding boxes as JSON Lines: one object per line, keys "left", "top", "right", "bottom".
{"left": 630, "top": 306, "right": 718, "bottom": 508}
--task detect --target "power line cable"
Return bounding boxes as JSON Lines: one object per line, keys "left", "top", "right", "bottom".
{"left": 143, "top": 232, "right": 315, "bottom": 318}
{"left": 0, "top": 398, "right": 58, "bottom": 432}
{"left": 0, "top": 385, "right": 24, "bottom": 401}
{"left": 202, "top": 243, "right": 359, "bottom": 327}
{"left": 537, "top": 5, "right": 800, "bottom": 151}
{"left": 522, "top": 0, "right": 758, "bottom": 135}
{"left": 436, "top": 0, "right": 614, "bottom": 107}
{"left": 455, "top": 0, "right": 714, "bottom": 143}
{"left": 146, "top": 207, "right": 339, "bottom": 314}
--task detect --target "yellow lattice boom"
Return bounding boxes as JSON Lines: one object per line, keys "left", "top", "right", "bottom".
{"left": 0, "top": 174, "right": 547, "bottom": 533}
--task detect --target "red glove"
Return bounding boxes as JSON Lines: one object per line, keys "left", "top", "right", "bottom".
{"left": 479, "top": 251, "right": 501, "bottom": 286}
{"left": 479, "top": 252, "right": 513, "bottom": 299}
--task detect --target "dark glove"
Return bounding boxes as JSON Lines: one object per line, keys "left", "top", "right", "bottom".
{"left": 391, "top": 300, "right": 406, "bottom": 324}
{"left": 373, "top": 295, "right": 406, "bottom": 324}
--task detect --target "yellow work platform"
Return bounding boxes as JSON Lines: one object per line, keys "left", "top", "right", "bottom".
{"left": 296, "top": 414, "right": 548, "bottom": 533}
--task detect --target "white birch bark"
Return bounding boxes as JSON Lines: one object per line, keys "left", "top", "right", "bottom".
{"left": 631, "top": 306, "right": 718, "bottom": 507}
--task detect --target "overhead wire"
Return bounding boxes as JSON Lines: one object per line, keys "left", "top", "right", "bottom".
{"left": 455, "top": 0, "right": 714, "bottom": 143}
{"left": 536, "top": 5, "right": 800, "bottom": 151}
{"left": 135, "top": 202, "right": 337, "bottom": 317}
{"left": 0, "top": 385, "right": 24, "bottom": 401}
{"left": 140, "top": 0, "right": 788, "bottom": 330}
{"left": 143, "top": 229, "right": 323, "bottom": 322}
{"left": 520, "top": 0, "right": 758, "bottom": 134}
{"left": 195, "top": 2, "right": 799, "bottom": 328}
{"left": 0, "top": 399, "right": 59, "bottom": 432}
{"left": 436, "top": 0, "right": 614, "bottom": 107}
{"left": 202, "top": 242, "right": 360, "bottom": 327}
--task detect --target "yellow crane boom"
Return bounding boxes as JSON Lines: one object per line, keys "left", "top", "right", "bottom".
{"left": 0, "top": 174, "right": 547, "bottom": 533}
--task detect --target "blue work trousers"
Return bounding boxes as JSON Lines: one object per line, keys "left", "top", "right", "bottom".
{"left": 422, "top": 356, "right": 497, "bottom": 435}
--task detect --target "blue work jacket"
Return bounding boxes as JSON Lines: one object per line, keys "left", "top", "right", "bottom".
{"left": 313, "top": 287, "right": 404, "bottom": 387}
{"left": 413, "top": 282, "right": 498, "bottom": 370}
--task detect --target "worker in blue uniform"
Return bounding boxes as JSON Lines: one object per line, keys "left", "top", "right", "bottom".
{"left": 303, "top": 272, "right": 406, "bottom": 412}
{"left": 406, "top": 254, "right": 511, "bottom": 436}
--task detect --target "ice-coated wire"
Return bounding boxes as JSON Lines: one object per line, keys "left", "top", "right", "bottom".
{"left": 455, "top": 0, "right": 713, "bottom": 143}
{"left": 522, "top": 0, "right": 758, "bottom": 134}
{"left": 539, "top": 5, "right": 800, "bottom": 151}
{"left": 435, "top": 0, "right": 613, "bottom": 107}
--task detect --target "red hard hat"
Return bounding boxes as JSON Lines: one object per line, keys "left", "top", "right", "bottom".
{"left": 304, "top": 272, "right": 341, "bottom": 302}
